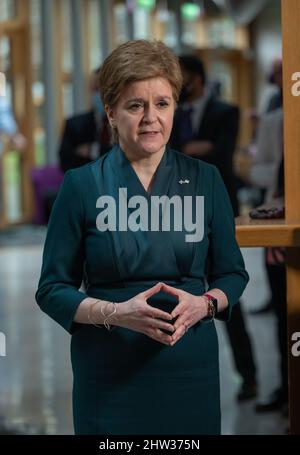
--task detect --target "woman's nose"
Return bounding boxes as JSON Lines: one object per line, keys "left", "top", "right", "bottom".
{"left": 142, "top": 104, "right": 157, "bottom": 123}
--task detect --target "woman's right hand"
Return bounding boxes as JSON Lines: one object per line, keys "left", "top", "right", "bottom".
{"left": 114, "top": 282, "right": 175, "bottom": 345}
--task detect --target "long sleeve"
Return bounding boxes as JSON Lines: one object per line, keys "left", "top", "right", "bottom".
{"left": 35, "top": 170, "right": 88, "bottom": 333}
{"left": 59, "top": 118, "right": 93, "bottom": 172}
{"left": 207, "top": 166, "right": 249, "bottom": 320}
{"left": 209, "top": 106, "right": 239, "bottom": 183}
{"left": 59, "top": 120, "right": 76, "bottom": 172}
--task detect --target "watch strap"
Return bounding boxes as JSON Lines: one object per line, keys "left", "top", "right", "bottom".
{"left": 202, "top": 293, "right": 218, "bottom": 321}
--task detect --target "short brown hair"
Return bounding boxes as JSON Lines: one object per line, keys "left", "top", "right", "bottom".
{"left": 99, "top": 40, "right": 182, "bottom": 109}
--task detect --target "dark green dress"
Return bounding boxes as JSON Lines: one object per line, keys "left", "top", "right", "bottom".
{"left": 36, "top": 146, "right": 249, "bottom": 435}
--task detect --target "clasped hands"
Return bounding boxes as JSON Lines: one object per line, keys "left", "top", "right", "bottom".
{"left": 115, "top": 282, "right": 208, "bottom": 346}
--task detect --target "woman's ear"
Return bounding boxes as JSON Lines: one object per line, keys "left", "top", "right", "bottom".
{"left": 105, "top": 105, "right": 115, "bottom": 128}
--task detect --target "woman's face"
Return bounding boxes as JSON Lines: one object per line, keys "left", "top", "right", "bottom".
{"left": 106, "top": 77, "right": 175, "bottom": 159}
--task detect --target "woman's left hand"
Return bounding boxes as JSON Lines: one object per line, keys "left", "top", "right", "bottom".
{"left": 160, "top": 283, "right": 208, "bottom": 346}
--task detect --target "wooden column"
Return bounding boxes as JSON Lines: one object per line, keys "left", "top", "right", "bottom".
{"left": 15, "top": 0, "right": 34, "bottom": 222}
{"left": 236, "top": 0, "right": 300, "bottom": 432}
{"left": 281, "top": 0, "right": 300, "bottom": 435}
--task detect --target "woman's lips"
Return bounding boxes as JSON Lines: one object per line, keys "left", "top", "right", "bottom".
{"left": 139, "top": 131, "right": 160, "bottom": 136}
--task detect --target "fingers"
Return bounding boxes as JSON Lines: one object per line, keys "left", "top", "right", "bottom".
{"left": 143, "top": 282, "right": 163, "bottom": 299}
{"left": 146, "top": 315, "right": 189, "bottom": 347}
{"left": 170, "top": 324, "right": 186, "bottom": 346}
{"left": 173, "top": 313, "right": 190, "bottom": 331}
{"left": 171, "top": 302, "right": 185, "bottom": 319}
{"left": 145, "top": 316, "right": 175, "bottom": 333}
{"left": 173, "top": 314, "right": 186, "bottom": 330}
{"left": 138, "top": 283, "right": 193, "bottom": 347}
{"left": 160, "top": 283, "right": 181, "bottom": 298}
{"left": 144, "top": 319, "right": 188, "bottom": 346}
{"left": 147, "top": 306, "right": 173, "bottom": 321}
{"left": 148, "top": 328, "right": 173, "bottom": 346}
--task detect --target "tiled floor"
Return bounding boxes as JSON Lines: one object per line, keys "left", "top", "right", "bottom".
{"left": 0, "top": 238, "right": 288, "bottom": 434}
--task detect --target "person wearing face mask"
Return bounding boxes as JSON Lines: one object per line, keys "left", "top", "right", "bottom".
{"left": 171, "top": 56, "right": 239, "bottom": 216}
{"left": 58, "top": 68, "right": 111, "bottom": 173}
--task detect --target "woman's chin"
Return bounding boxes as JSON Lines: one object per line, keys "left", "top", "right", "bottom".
{"left": 138, "top": 142, "right": 166, "bottom": 156}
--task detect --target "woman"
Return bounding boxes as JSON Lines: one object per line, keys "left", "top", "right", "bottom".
{"left": 36, "top": 40, "right": 249, "bottom": 435}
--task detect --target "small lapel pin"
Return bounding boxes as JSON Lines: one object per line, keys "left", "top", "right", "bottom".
{"left": 178, "top": 179, "right": 190, "bottom": 185}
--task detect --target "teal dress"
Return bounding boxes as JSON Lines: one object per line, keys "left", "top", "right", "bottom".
{"left": 36, "top": 146, "right": 249, "bottom": 435}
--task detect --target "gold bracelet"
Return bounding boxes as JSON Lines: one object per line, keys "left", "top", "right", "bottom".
{"left": 88, "top": 300, "right": 117, "bottom": 330}
{"left": 101, "top": 302, "right": 117, "bottom": 330}
{"left": 87, "top": 299, "right": 103, "bottom": 328}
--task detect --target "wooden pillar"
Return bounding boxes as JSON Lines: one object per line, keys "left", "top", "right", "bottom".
{"left": 14, "top": 0, "right": 34, "bottom": 222}
{"left": 281, "top": 0, "right": 300, "bottom": 435}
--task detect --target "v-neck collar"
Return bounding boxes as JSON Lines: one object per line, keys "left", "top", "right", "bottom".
{"left": 108, "top": 144, "right": 173, "bottom": 199}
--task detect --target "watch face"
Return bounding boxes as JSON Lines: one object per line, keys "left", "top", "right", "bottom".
{"left": 202, "top": 294, "right": 218, "bottom": 321}
{"left": 204, "top": 294, "right": 218, "bottom": 314}
{"left": 208, "top": 300, "right": 216, "bottom": 318}
{"left": 211, "top": 298, "right": 218, "bottom": 314}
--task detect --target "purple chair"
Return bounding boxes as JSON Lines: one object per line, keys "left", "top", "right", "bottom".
{"left": 30, "top": 165, "right": 64, "bottom": 224}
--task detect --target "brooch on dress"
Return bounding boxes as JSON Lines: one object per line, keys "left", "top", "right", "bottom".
{"left": 178, "top": 179, "right": 190, "bottom": 185}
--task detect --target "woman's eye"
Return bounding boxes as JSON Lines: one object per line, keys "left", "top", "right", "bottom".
{"left": 157, "top": 101, "right": 169, "bottom": 108}
{"left": 129, "top": 103, "right": 143, "bottom": 111}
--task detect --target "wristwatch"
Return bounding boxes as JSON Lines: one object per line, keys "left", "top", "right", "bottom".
{"left": 202, "top": 293, "right": 218, "bottom": 321}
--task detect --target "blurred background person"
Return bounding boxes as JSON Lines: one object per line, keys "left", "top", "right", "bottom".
{"left": 171, "top": 55, "right": 239, "bottom": 215}
{"left": 265, "top": 58, "right": 282, "bottom": 113}
{"left": 246, "top": 106, "right": 287, "bottom": 413}
{"left": 59, "top": 67, "right": 111, "bottom": 173}
{"left": 248, "top": 58, "right": 284, "bottom": 315}
{"left": 170, "top": 55, "right": 258, "bottom": 402}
